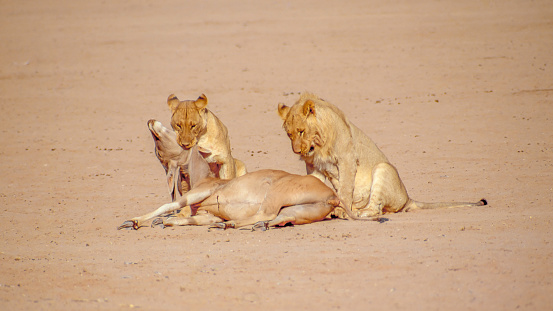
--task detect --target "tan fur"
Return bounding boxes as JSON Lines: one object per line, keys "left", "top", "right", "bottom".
{"left": 147, "top": 119, "right": 212, "bottom": 201}
{"left": 167, "top": 94, "right": 247, "bottom": 179}
{"left": 117, "top": 169, "right": 383, "bottom": 231}
{"left": 278, "top": 93, "right": 487, "bottom": 218}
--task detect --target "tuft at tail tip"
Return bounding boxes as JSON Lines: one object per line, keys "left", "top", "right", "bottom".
{"left": 479, "top": 198, "right": 488, "bottom": 206}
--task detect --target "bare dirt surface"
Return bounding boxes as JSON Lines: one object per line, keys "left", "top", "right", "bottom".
{"left": 1, "top": 0, "right": 552, "bottom": 310}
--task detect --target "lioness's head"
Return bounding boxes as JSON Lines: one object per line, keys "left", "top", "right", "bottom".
{"left": 278, "top": 97, "right": 324, "bottom": 158}
{"left": 167, "top": 94, "right": 208, "bottom": 149}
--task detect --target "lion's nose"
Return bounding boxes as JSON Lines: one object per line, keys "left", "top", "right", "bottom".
{"left": 180, "top": 139, "right": 196, "bottom": 150}
{"left": 177, "top": 139, "right": 190, "bottom": 149}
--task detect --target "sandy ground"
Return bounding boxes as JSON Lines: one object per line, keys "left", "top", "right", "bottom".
{"left": 1, "top": 0, "right": 552, "bottom": 310}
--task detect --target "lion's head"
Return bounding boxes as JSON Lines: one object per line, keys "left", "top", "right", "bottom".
{"left": 278, "top": 96, "right": 325, "bottom": 158}
{"left": 167, "top": 94, "right": 208, "bottom": 149}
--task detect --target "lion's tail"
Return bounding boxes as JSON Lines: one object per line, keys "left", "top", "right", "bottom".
{"left": 405, "top": 198, "right": 487, "bottom": 211}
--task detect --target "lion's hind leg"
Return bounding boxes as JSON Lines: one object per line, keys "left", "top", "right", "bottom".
{"left": 357, "top": 162, "right": 410, "bottom": 217}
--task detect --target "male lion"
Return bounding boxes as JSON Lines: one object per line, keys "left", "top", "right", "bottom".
{"left": 278, "top": 93, "right": 486, "bottom": 217}
{"left": 167, "top": 93, "right": 247, "bottom": 180}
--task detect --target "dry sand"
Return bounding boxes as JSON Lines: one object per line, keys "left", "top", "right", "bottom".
{"left": 1, "top": 0, "right": 552, "bottom": 310}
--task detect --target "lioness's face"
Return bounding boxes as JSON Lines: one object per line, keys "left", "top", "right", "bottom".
{"left": 167, "top": 94, "right": 208, "bottom": 149}
{"left": 278, "top": 101, "right": 321, "bottom": 158}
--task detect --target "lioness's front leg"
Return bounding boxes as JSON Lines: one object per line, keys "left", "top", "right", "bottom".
{"left": 218, "top": 157, "right": 237, "bottom": 179}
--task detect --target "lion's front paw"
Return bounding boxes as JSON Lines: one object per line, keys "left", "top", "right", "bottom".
{"left": 358, "top": 208, "right": 380, "bottom": 218}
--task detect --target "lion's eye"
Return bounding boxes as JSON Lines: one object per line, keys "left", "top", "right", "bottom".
{"left": 298, "top": 129, "right": 304, "bottom": 136}
{"left": 190, "top": 124, "right": 196, "bottom": 130}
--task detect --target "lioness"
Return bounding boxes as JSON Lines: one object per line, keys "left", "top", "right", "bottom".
{"left": 117, "top": 169, "right": 384, "bottom": 231}
{"left": 167, "top": 94, "right": 247, "bottom": 180}
{"left": 278, "top": 93, "right": 486, "bottom": 217}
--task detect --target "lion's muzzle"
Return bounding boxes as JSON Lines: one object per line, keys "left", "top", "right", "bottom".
{"left": 178, "top": 137, "right": 197, "bottom": 150}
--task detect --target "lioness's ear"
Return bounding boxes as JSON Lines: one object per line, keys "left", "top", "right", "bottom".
{"left": 302, "top": 100, "right": 316, "bottom": 117}
{"left": 194, "top": 94, "right": 208, "bottom": 110}
{"left": 167, "top": 94, "right": 180, "bottom": 113}
{"left": 277, "top": 103, "right": 290, "bottom": 120}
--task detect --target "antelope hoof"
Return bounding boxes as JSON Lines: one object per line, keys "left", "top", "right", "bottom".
{"left": 151, "top": 218, "right": 166, "bottom": 228}
{"left": 118, "top": 220, "right": 140, "bottom": 230}
{"left": 209, "top": 222, "right": 234, "bottom": 230}
{"left": 209, "top": 223, "right": 226, "bottom": 230}
{"left": 252, "top": 221, "right": 269, "bottom": 231}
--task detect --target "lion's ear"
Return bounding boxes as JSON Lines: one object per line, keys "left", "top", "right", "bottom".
{"left": 167, "top": 94, "right": 180, "bottom": 113}
{"left": 194, "top": 94, "right": 208, "bottom": 110}
{"left": 302, "top": 100, "right": 316, "bottom": 117}
{"left": 277, "top": 103, "right": 290, "bottom": 120}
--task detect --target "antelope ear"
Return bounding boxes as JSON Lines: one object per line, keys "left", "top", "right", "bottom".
{"left": 167, "top": 94, "right": 180, "bottom": 113}
{"left": 194, "top": 94, "right": 208, "bottom": 110}
{"left": 277, "top": 103, "right": 290, "bottom": 120}
{"left": 302, "top": 100, "right": 316, "bottom": 117}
